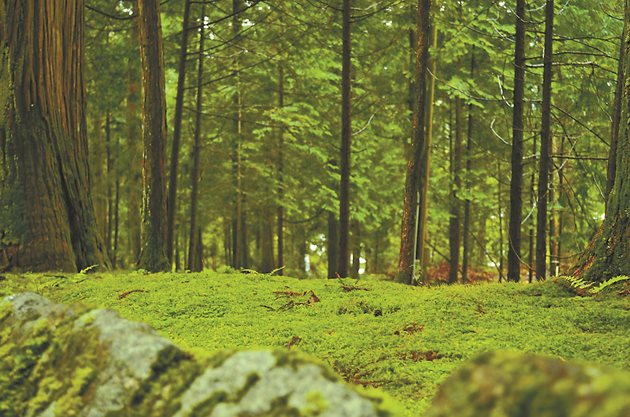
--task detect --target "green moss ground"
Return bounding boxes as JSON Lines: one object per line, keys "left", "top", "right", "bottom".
{"left": 1, "top": 272, "right": 629, "bottom": 416}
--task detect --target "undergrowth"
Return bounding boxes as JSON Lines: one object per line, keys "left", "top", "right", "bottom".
{"left": 1, "top": 272, "right": 629, "bottom": 416}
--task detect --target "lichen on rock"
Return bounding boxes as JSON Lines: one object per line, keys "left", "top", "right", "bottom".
{"left": 0, "top": 293, "right": 393, "bottom": 417}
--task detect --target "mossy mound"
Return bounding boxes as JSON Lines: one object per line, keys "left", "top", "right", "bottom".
{"left": 426, "top": 351, "right": 630, "bottom": 417}
{"left": 0, "top": 293, "right": 394, "bottom": 417}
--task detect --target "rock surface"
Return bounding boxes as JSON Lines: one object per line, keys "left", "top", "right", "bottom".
{"left": 425, "top": 351, "right": 630, "bottom": 417}
{"left": 0, "top": 293, "right": 392, "bottom": 417}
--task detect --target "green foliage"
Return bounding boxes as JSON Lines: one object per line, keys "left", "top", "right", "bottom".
{"left": 3, "top": 273, "right": 629, "bottom": 416}
{"left": 562, "top": 275, "right": 630, "bottom": 295}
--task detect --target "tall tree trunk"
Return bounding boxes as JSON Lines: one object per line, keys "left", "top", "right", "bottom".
{"left": 276, "top": 63, "right": 285, "bottom": 274}
{"left": 105, "top": 112, "right": 113, "bottom": 257}
{"left": 607, "top": 21, "right": 626, "bottom": 202}
{"left": 462, "top": 49, "right": 475, "bottom": 283}
{"left": 231, "top": 0, "right": 245, "bottom": 270}
{"left": 397, "top": 0, "right": 431, "bottom": 284}
{"left": 351, "top": 224, "right": 360, "bottom": 278}
{"left": 448, "top": 97, "right": 463, "bottom": 284}
{"left": 416, "top": 22, "right": 438, "bottom": 279}
{"left": 536, "top": 0, "right": 555, "bottom": 280}
{"left": 507, "top": 0, "right": 526, "bottom": 282}
{"left": 497, "top": 160, "right": 505, "bottom": 282}
{"left": 187, "top": 4, "right": 206, "bottom": 273}
{"left": 166, "top": 0, "right": 192, "bottom": 265}
{"left": 575, "top": 0, "right": 630, "bottom": 280}
{"left": 0, "top": 0, "right": 109, "bottom": 272}
{"left": 126, "top": 14, "right": 142, "bottom": 264}
{"left": 528, "top": 133, "right": 537, "bottom": 283}
{"left": 327, "top": 211, "right": 339, "bottom": 278}
{"left": 137, "top": 0, "right": 169, "bottom": 272}
{"left": 337, "top": 0, "right": 352, "bottom": 278}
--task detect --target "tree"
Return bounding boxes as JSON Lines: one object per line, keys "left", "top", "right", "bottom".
{"left": 0, "top": 0, "right": 109, "bottom": 272}
{"left": 167, "top": 0, "right": 193, "bottom": 265}
{"left": 337, "top": 0, "right": 352, "bottom": 278}
{"left": 137, "top": 0, "right": 169, "bottom": 272}
{"left": 574, "top": 0, "right": 630, "bottom": 281}
{"left": 507, "top": 0, "right": 526, "bottom": 282}
{"left": 535, "top": 0, "right": 555, "bottom": 280}
{"left": 397, "top": 0, "right": 431, "bottom": 284}
{"left": 188, "top": 4, "right": 206, "bottom": 272}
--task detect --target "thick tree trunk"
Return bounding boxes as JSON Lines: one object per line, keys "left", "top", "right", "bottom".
{"left": 0, "top": 0, "right": 108, "bottom": 272}
{"left": 166, "top": 0, "right": 192, "bottom": 265}
{"left": 187, "top": 5, "right": 205, "bottom": 273}
{"left": 607, "top": 21, "right": 626, "bottom": 202}
{"left": 337, "top": 0, "right": 352, "bottom": 278}
{"left": 397, "top": 0, "right": 431, "bottom": 284}
{"left": 535, "top": 0, "right": 555, "bottom": 280}
{"left": 137, "top": 0, "right": 169, "bottom": 272}
{"left": 507, "top": 0, "right": 526, "bottom": 282}
{"left": 574, "top": 0, "right": 630, "bottom": 281}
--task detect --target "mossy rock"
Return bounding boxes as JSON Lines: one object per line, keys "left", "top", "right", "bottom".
{"left": 425, "top": 351, "right": 630, "bottom": 417}
{"left": 0, "top": 293, "right": 394, "bottom": 417}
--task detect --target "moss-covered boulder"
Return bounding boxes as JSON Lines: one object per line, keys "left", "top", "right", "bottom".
{"left": 0, "top": 293, "right": 393, "bottom": 417}
{"left": 425, "top": 351, "right": 630, "bottom": 417}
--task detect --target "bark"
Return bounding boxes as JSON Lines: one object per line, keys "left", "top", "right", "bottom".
{"left": 351, "top": 224, "right": 360, "bottom": 278}
{"left": 462, "top": 49, "right": 475, "bottom": 283}
{"left": 106, "top": 112, "right": 113, "bottom": 257}
{"left": 166, "top": 0, "right": 192, "bottom": 264}
{"left": 574, "top": 0, "right": 630, "bottom": 281}
{"left": 448, "top": 97, "right": 463, "bottom": 284}
{"left": 137, "top": 0, "right": 169, "bottom": 272}
{"left": 536, "top": 0, "right": 555, "bottom": 280}
{"left": 397, "top": 0, "right": 431, "bottom": 284}
{"left": 337, "top": 0, "right": 352, "bottom": 278}
{"left": 327, "top": 211, "right": 339, "bottom": 278}
{"left": 126, "top": 15, "right": 142, "bottom": 264}
{"left": 187, "top": 5, "right": 205, "bottom": 273}
{"left": 0, "top": 0, "right": 108, "bottom": 272}
{"left": 231, "top": 0, "right": 245, "bottom": 270}
{"left": 607, "top": 22, "right": 626, "bottom": 202}
{"left": 415, "top": 22, "right": 438, "bottom": 279}
{"left": 277, "top": 63, "right": 285, "bottom": 274}
{"left": 528, "top": 134, "right": 537, "bottom": 283}
{"left": 497, "top": 160, "right": 505, "bottom": 282}
{"left": 507, "top": 0, "right": 526, "bottom": 282}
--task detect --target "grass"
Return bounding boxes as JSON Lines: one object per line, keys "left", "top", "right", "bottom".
{"left": 2, "top": 272, "right": 629, "bottom": 416}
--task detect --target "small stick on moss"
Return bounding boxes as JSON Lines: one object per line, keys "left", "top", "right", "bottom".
{"left": 118, "top": 289, "right": 147, "bottom": 300}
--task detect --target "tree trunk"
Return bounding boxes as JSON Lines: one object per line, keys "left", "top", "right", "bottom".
{"left": 507, "top": 0, "right": 526, "bottom": 282}
{"left": 231, "top": 0, "right": 244, "bottom": 270}
{"left": 137, "top": 0, "right": 169, "bottom": 272}
{"left": 497, "top": 160, "right": 505, "bottom": 282}
{"left": 166, "top": 0, "right": 192, "bottom": 265}
{"left": 337, "top": 0, "right": 352, "bottom": 278}
{"left": 126, "top": 14, "right": 142, "bottom": 265}
{"left": 397, "top": 0, "right": 431, "bottom": 284}
{"left": 528, "top": 133, "right": 537, "bottom": 283}
{"left": 351, "top": 224, "right": 360, "bottom": 278}
{"left": 0, "top": 0, "right": 108, "bottom": 272}
{"left": 448, "top": 97, "right": 463, "bottom": 284}
{"left": 536, "top": 0, "right": 555, "bottom": 280}
{"left": 416, "top": 22, "right": 438, "bottom": 279}
{"left": 574, "top": 0, "right": 630, "bottom": 281}
{"left": 106, "top": 112, "right": 113, "bottom": 258}
{"left": 187, "top": 4, "right": 205, "bottom": 273}
{"left": 607, "top": 21, "right": 626, "bottom": 202}
{"left": 462, "top": 49, "right": 475, "bottom": 283}
{"left": 277, "top": 63, "right": 285, "bottom": 274}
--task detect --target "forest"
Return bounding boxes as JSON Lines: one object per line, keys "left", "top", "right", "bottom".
{"left": 0, "top": 0, "right": 629, "bottom": 416}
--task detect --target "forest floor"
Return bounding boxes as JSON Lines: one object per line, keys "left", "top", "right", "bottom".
{"left": 2, "top": 272, "right": 629, "bottom": 416}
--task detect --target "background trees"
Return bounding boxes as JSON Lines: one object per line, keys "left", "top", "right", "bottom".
{"left": 0, "top": 0, "right": 625, "bottom": 280}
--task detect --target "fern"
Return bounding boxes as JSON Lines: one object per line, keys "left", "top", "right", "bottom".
{"left": 562, "top": 275, "right": 629, "bottom": 295}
